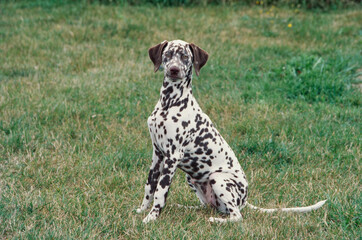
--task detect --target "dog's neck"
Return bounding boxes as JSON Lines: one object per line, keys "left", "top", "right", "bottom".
{"left": 159, "top": 69, "right": 193, "bottom": 110}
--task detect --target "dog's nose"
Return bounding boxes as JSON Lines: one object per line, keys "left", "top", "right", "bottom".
{"left": 170, "top": 66, "right": 180, "bottom": 76}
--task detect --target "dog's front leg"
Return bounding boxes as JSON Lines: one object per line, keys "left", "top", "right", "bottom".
{"left": 142, "top": 156, "right": 180, "bottom": 223}
{"left": 137, "top": 147, "right": 164, "bottom": 213}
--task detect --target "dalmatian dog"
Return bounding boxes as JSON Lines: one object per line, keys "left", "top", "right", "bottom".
{"left": 136, "top": 40, "right": 326, "bottom": 223}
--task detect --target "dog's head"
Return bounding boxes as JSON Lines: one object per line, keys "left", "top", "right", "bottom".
{"left": 149, "top": 40, "right": 209, "bottom": 80}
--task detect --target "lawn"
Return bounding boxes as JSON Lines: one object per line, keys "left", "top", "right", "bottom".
{"left": 0, "top": 1, "right": 361, "bottom": 239}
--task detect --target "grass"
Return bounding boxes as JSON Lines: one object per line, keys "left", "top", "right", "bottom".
{"left": 0, "top": 1, "right": 361, "bottom": 239}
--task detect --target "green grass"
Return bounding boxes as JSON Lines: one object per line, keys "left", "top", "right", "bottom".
{"left": 0, "top": 2, "right": 361, "bottom": 239}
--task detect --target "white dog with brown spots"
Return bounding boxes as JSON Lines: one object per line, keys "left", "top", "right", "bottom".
{"left": 136, "top": 40, "right": 326, "bottom": 223}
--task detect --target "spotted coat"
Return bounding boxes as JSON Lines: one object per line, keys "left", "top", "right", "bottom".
{"left": 137, "top": 40, "right": 327, "bottom": 223}
{"left": 136, "top": 40, "right": 248, "bottom": 223}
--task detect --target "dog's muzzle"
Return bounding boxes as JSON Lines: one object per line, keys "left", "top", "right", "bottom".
{"left": 167, "top": 66, "right": 182, "bottom": 80}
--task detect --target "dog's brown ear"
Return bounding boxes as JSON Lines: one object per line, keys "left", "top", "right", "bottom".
{"left": 189, "top": 43, "right": 209, "bottom": 76}
{"left": 148, "top": 40, "right": 168, "bottom": 72}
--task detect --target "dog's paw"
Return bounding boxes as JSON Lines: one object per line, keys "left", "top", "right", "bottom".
{"left": 142, "top": 213, "right": 157, "bottom": 223}
{"left": 136, "top": 205, "right": 148, "bottom": 214}
{"left": 208, "top": 217, "right": 227, "bottom": 223}
{"left": 209, "top": 216, "right": 242, "bottom": 223}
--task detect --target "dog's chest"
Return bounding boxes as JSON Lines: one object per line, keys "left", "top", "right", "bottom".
{"left": 147, "top": 104, "right": 196, "bottom": 152}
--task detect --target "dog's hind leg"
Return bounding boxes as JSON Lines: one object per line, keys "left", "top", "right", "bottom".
{"left": 207, "top": 173, "right": 248, "bottom": 223}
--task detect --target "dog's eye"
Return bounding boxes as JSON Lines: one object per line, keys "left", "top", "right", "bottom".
{"left": 182, "top": 55, "right": 188, "bottom": 61}
{"left": 165, "top": 52, "right": 171, "bottom": 58}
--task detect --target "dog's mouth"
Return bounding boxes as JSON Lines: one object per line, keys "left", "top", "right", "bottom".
{"left": 166, "top": 73, "right": 182, "bottom": 81}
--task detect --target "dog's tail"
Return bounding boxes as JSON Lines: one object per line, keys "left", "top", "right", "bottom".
{"left": 246, "top": 200, "right": 327, "bottom": 213}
